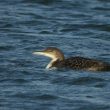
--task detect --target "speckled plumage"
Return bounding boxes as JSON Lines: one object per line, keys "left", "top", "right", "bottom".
{"left": 52, "top": 57, "right": 110, "bottom": 71}
{"left": 33, "top": 47, "right": 110, "bottom": 71}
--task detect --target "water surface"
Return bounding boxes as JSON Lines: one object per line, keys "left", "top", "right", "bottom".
{"left": 0, "top": 0, "right": 110, "bottom": 110}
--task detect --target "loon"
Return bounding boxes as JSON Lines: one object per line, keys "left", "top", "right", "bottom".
{"left": 33, "top": 47, "right": 110, "bottom": 71}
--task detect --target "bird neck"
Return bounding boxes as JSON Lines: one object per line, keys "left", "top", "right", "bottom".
{"left": 46, "top": 52, "right": 65, "bottom": 69}
{"left": 46, "top": 56, "right": 64, "bottom": 69}
{"left": 46, "top": 58, "right": 58, "bottom": 69}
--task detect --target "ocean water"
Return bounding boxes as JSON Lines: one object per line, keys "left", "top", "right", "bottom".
{"left": 0, "top": 0, "right": 110, "bottom": 110}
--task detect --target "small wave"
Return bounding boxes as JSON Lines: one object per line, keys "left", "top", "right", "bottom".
{"left": 14, "top": 93, "right": 58, "bottom": 101}
{"left": 11, "top": 78, "right": 29, "bottom": 83}
{"left": 51, "top": 76, "right": 106, "bottom": 86}
{"left": 35, "top": 94, "right": 58, "bottom": 100}
{"left": 68, "top": 77, "right": 106, "bottom": 85}
{"left": 0, "top": 45, "right": 14, "bottom": 51}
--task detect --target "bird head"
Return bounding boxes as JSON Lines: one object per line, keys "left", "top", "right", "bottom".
{"left": 33, "top": 47, "right": 64, "bottom": 61}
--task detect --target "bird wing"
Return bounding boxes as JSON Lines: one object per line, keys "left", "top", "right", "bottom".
{"left": 65, "top": 57, "right": 108, "bottom": 71}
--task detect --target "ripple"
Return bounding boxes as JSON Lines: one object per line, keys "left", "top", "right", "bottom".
{"left": 94, "top": 82, "right": 107, "bottom": 88}
{"left": 36, "top": 94, "right": 58, "bottom": 100}
{"left": 51, "top": 76, "right": 69, "bottom": 85}
{"left": 0, "top": 22, "right": 13, "bottom": 28}
{"left": 39, "top": 30, "right": 53, "bottom": 34}
{"left": 11, "top": 78, "right": 29, "bottom": 84}
{"left": 0, "top": 45, "right": 14, "bottom": 51}
{"left": 14, "top": 93, "right": 58, "bottom": 101}
{"left": 68, "top": 77, "right": 106, "bottom": 85}
{"left": 72, "top": 24, "right": 110, "bottom": 32}
{"left": 97, "top": 0, "right": 110, "bottom": 2}
{"left": 51, "top": 76, "right": 106, "bottom": 86}
{"left": 93, "top": 7, "right": 110, "bottom": 11}
{"left": 22, "top": 0, "right": 59, "bottom": 5}
{"left": 11, "top": 59, "right": 33, "bottom": 67}
{"left": 60, "top": 27, "right": 78, "bottom": 33}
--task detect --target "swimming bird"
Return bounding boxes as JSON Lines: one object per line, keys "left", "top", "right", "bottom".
{"left": 33, "top": 47, "right": 110, "bottom": 71}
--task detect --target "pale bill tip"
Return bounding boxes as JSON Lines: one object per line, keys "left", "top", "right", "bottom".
{"left": 33, "top": 51, "right": 44, "bottom": 55}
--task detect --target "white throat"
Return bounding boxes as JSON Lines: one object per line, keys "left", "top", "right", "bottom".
{"left": 46, "top": 58, "right": 57, "bottom": 69}
{"left": 33, "top": 51, "right": 59, "bottom": 69}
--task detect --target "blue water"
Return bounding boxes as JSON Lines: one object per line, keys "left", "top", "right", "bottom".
{"left": 0, "top": 0, "right": 110, "bottom": 110}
